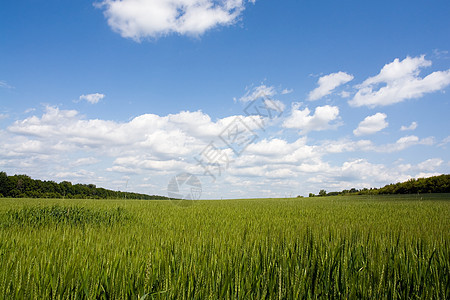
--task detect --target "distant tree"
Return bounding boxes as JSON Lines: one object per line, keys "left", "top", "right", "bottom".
{"left": 305, "top": 174, "right": 448, "bottom": 198}
{"left": 0, "top": 171, "right": 173, "bottom": 200}
{"left": 0, "top": 171, "right": 8, "bottom": 196}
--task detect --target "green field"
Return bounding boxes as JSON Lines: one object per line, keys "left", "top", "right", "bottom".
{"left": 0, "top": 195, "right": 449, "bottom": 299}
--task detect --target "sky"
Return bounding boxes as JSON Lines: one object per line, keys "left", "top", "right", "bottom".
{"left": 1, "top": 0, "right": 450, "bottom": 199}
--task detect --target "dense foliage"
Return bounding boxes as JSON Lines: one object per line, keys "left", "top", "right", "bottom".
{"left": 0, "top": 195, "right": 448, "bottom": 298}
{"left": 0, "top": 172, "right": 168, "bottom": 200}
{"left": 310, "top": 174, "right": 450, "bottom": 197}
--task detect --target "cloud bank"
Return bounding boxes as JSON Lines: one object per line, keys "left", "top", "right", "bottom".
{"left": 1, "top": 104, "right": 440, "bottom": 198}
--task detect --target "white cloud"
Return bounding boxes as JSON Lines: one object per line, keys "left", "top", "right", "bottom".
{"left": 0, "top": 114, "right": 8, "bottom": 120}
{"left": 316, "top": 134, "right": 434, "bottom": 154}
{"left": 24, "top": 108, "right": 36, "bottom": 114}
{"left": 0, "top": 80, "right": 13, "bottom": 89}
{"left": 438, "top": 136, "right": 450, "bottom": 147}
{"left": 417, "top": 158, "right": 443, "bottom": 171}
{"left": 318, "top": 138, "right": 374, "bottom": 154}
{"left": 379, "top": 135, "right": 434, "bottom": 153}
{"left": 353, "top": 112, "right": 388, "bottom": 136}
{"left": 282, "top": 103, "right": 340, "bottom": 134}
{"left": 433, "top": 49, "right": 449, "bottom": 59}
{"left": 79, "top": 93, "right": 105, "bottom": 104}
{"left": 228, "top": 165, "right": 297, "bottom": 179}
{"left": 245, "top": 138, "right": 295, "bottom": 157}
{"left": 54, "top": 169, "right": 96, "bottom": 179}
{"left": 239, "top": 84, "right": 276, "bottom": 103}
{"left": 72, "top": 157, "right": 101, "bottom": 167}
{"left": 400, "top": 121, "right": 418, "bottom": 131}
{"left": 340, "top": 91, "right": 351, "bottom": 98}
{"left": 111, "top": 156, "right": 193, "bottom": 172}
{"left": 297, "top": 158, "right": 331, "bottom": 173}
{"left": 340, "top": 159, "right": 393, "bottom": 182}
{"left": 305, "top": 158, "right": 416, "bottom": 193}
{"left": 349, "top": 55, "right": 450, "bottom": 107}
{"left": 415, "top": 172, "right": 442, "bottom": 179}
{"left": 263, "top": 99, "right": 285, "bottom": 114}
{"left": 97, "top": 0, "right": 254, "bottom": 41}
{"left": 244, "top": 137, "right": 318, "bottom": 162}
{"left": 396, "top": 158, "right": 444, "bottom": 174}
{"left": 281, "top": 88, "right": 293, "bottom": 95}
{"left": 307, "top": 71, "right": 354, "bottom": 101}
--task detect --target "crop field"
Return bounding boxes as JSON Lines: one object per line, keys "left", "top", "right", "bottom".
{"left": 0, "top": 194, "right": 449, "bottom": 299}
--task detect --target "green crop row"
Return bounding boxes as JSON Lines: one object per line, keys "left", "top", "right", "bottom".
{"left": 0, "top": 205, "right": 130, "bottom": 228}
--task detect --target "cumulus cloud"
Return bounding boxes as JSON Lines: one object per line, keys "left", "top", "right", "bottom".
{"left": 307, "top": 72, "right": 354, "bottom": 101}
{"left": 111, "top": 156, "right": 193, "bottom": 172}
{"left": 282, "top": 103, "right": 340, "bottom": 134}
{"left": 339, "top": 91, "right": 351, "bottom": 98}
{"left": 317, "top": 133, "right": 436, "bottom": 154}
{"left": 400, "top": 121, "right": 418, "bottom": 131}
{"left": 349, "top": 55, "right": 450, "bottom": 107}
{"left": 54, "top": 169, "right": 96, "bottom": 179}
{"left": 97, "top": 0, "right": 254, "bottom": 40}
{"left": 228, "top": 165, "right": 297, "bottom": 179}
{"left": 79, "top": 93, "right": 105, "bottom": 104}
{"left": 353, "top": 112, "right": 388, "bottom": 136}
{"left": 245, "top": 138, "right": 297, "bottom": 157}
{"left": 318, "top": 138, "right": 374, "bottom": 154}
{"left": 340, "top": 159, "right": 394, "bottom": 182}
{"left": 417, "top": 158, "right": 443, "bottom": 171}
{"left": 414, "top": 172, "right": 442, "bottom": 179}
{"left": 71, "top": 157, "right": 101, "bottom": 167}
{"left": 242, "top": 137, "right": 319, "bottom": 164}
{"left": 380, "top": 135, "right": 434, "bottom": 153}
{"left": 438, "top": 136, "right": 450, "bottom": 147}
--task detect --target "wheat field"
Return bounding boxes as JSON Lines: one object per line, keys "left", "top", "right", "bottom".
{"left": 0, "top": 195, "right": 449, "bottom": 299}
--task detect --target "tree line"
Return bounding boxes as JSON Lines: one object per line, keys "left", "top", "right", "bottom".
{"left": 0, "top": 172, "right": 170, "bottom": 200}
{"left": 309, "top": 174, "right": 450, "bottom": 197}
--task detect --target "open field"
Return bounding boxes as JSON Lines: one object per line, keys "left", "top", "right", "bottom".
{"left": 0, "top": 194, "right": 449, "bottom": 299}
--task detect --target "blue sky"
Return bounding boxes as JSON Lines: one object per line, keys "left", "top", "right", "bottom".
{"left": 1, "top": 0, "right": 450, "bottom": 199}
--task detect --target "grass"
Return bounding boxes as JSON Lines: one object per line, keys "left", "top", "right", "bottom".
{"left": 0, "top": 205, "right": 130, "bottom": 228}
{"left": 0, "top": 194, "right": 449, "bottom": 299}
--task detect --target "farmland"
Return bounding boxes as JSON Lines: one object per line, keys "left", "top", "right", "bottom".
{"left": 0, "top": 194, "right": 449, "bottom": 299}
